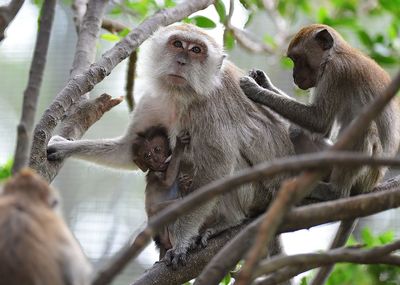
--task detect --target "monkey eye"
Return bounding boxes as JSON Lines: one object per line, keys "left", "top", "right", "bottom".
{"left": 144, "top": 153, "right": 151, "bottom": 160}
{"left": 154, "top": 146, "right": 161, "bottom": 153}
{"left": 191, "top": 46, "right": 201, "bottom": 53}
{"left": 173, "top": 40, "right": 183, "bottom": 48}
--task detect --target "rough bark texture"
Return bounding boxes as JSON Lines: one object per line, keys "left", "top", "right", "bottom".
{"left": 12, "top": 0, "right": 56, "bottom": 173}
{"left": 130, "top": 181, "right": 400, "bottom": 285}
{"left": 29, "top": 0, "right": 214, "bottom": 181}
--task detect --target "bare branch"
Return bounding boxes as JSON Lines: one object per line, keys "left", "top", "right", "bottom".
{"left": 72, "top": 0, "right": 88, "bottom": 32}
{"left": 235, "top": 70, "right": 400, "bottom": 285}
{"left": 133, "top": 178, "right": 400, "bottom": 285}
{"left": 12, "top": 0, "right": 56, "bottom": 174}
{"left": 0, "top": 0, "right": 24, "bottom": 41}
{"left": 255, "top": 240, "right": 400, "bottom": 278}
{"left": 101, "top": 18, "right": 128, "bottom": 33}
{"left": 126, "top": 50, "right": 137, "bottom": 111}
{"left": 29, "top": 0, "right": 215, "bottom": 181}
{"left": 194, "top": 174, "right": 400, "bottom": 285}
{"left": 94, "top": 152, "right": 400, "bottom": 285}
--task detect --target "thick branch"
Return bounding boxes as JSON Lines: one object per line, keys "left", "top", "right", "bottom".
{"left": 236, "top": 70, "right": 400, "bottom": 285}
{"left": 29, "top": 0, "right": 214, "bottom": 181}
{"left": 132, "top": 178, "right": 400, "bottom": 285}
{"left": 0, "top": 0, "right": 24, "bottom": 41}
{"left": 12, "top": 0, "right": 56, "bottom": 173}
{"left": 93, "top": 152, "right": 400, "bottom": 285}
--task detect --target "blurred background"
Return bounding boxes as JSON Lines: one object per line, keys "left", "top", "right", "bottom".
{"left": 0, "top": 0, "right": 399, "bottom": 284}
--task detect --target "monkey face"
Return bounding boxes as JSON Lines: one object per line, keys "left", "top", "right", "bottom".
{"left": 138, "top": 136, "right": 171, "bottom": 172}
{"left": 287, "top": 27, "right": 334, "bottom": 90}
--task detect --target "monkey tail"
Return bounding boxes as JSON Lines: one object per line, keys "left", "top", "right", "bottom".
{"left": 310, "top": 219, "right": 357, "bottom": 285}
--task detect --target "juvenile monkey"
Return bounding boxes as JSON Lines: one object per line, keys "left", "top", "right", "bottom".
{"left": 132, "top": 125, "right": 191, "bottom": 259}
{"left": 0, "top": 168, "right": 92, "bottom": 285}
{"left": 47, "top": 24, "right": 295, "bottom": 267}
{"left": 240, "top": 24, "right": 400, "bottom": 284}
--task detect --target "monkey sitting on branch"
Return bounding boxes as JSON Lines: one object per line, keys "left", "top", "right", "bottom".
{"left": 240, "top": 24, "right": 400, "bottom": 285}
{"left": 132, "top": 126, "right": 191, "bottom": 259}
{"left": 0, "top": 168, "right": 92, "bottom": 285}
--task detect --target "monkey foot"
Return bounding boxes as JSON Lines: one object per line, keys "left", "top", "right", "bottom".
{"left": 164, "top": 247, "right": 188, "bottom": 270}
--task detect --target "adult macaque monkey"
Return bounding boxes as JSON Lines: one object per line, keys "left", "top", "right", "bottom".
{"left": 240, "top": 24, "right": 400, "bottom": 285}
{"left": 47, "top": 24, "right": 295, "bottom": 268}
{"left": 0, "top": 168, "right": 92, "bottom": 285}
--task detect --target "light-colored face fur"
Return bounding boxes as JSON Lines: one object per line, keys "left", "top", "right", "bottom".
{"left": 137, "top": 24, "right": 226, "bottom": 103}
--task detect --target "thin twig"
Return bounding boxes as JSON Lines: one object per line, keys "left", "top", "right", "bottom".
{"left": 235, "top": 70, "right": 400, "bottom": 285}
{"left": 125, "top": 50, "right": 137, "bottom": 111}
{"left": 12, "top": 0, "right": 56, "bottom": 173}
{"left": 253, "top": 242, "right": 400, "bottom": 285}
{"left": 0, "top": 0, "right": 24, "bottom": 41}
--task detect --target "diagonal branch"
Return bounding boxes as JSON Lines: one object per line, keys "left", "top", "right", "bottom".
{"left": 29, "top": 0, "right": 215, "bottom": 181}
{"left": 92, "top": 151, "right": 400, "bottom": 285}
{"left": 12, "top": 0, "right": 56, "bottom": 173}
{"left": 0, "top": 0, "right": 24, "bottom": 41}
{"left": 235, "top": 70, "right": 400, "bottom": 285}
{"left": 132, "top": 177, "right": 400, "bottom": 285}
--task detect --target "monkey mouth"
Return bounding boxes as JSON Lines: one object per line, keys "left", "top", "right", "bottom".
{"left": 167, "top": 74, "right": 187, "bottom": 85}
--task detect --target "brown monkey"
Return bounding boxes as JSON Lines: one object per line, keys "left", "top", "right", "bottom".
{"left": 240, "top": 24, "right": 400, "bottom": 285}
{"left": 0, "top": 168, "right": 92, "bottom": 285}
{"left": 132, "top": 126, "right": 191, "bottom": 259}
{"left": 46, "top": 24, "right": 295, "bottom": 269}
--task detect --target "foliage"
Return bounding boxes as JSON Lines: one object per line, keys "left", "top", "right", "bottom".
{"left": 300, "top": 228, "right": 400, "bottom": 285}
{"left": 0, "top": 159, "right": 13, "bottom": 181}
{"left": 102, "top": 0, "right": 399, "bottom": 67}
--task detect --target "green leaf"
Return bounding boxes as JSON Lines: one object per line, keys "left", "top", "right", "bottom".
{"left": 280, "top": 57, "right": 294, "bottom": 69}
{"left": 189, "top": 16, "right": 217, "bottom": 29}
{"left": 263, "top": 34, "right": 277, "bottom": 49}
{"left": 110, "top": 6, "right": 122, "bottom": 15}
{"left": 378, "top": 230, "right": 394, "bottom": 244}
{"left": 300, "top": 277, "right": 308, "bottom": 285}
{"left": 224, "top": 30, "right": 235, "bottom": 50}
{"left": 214, "top": 0, "right": 226, "bottom": 23}
{"left": 221, "top": 273, "right": 231, "bottom": 285}
{"left": 317, "top": 7, "right": 329, "bottom": 23}
{"left": 118, "top": 28, "right": 131, "bottom": 38}
{"left": 163, "top": 0, "right": 176, "bottom": 8}
{"left": 0, "top": 159, "right": 13, "bottom": 181}
{"left": 100, "top": 33, "right": 120, "bottom": 42}
{"left": 357, "top": 30, "right": 374, "bottom": 48}
{"left": 361, "top": 228, "right": 375, "bottom": 247}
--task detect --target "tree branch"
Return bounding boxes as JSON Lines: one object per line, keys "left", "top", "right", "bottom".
{"left": 0, "top": 0, "right": 24, "bottom": 41}
{"left": 235, "top": 70, "right": 400, "bottom": 285}
{"left": 12, "top": 0, "right": 56, "bottom": 173}
{"left": 71, "top": 0, "right": 88, "bottom": 32}
{"left": 132, "top": 178, "right": 400, "bottom": 285}
{"left": 92, "top": 151, "right": 400, "bottom": 285}
{"left": 29, "top": 0, "right": 215, "bottom": 181}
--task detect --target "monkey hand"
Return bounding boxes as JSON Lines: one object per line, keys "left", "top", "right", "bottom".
{"left": 178, "top": 174, "right": 192, "bottom": 195}
{"left": 248, "top": 69, "right": 274, "bottom": 90}
{"left": 47, "top": 135, "right": 73, "bottom": 161}
{"left": 177, "top": 130, "right": 190, "bottom": 146}
{"left": 164, "top": 243, "right": 190, "bottom": 270}
{"left": 240, "top": 76, "right": 266, "bottom": 103}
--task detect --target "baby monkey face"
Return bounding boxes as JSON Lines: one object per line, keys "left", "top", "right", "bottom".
{"left": 139, "top": 136, "right": 171, "bottom": 172}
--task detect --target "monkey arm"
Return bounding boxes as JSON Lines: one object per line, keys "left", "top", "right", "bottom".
{"left": 47, "top": 135, "right": 137, "bottom": 169}
{"left": 240, "top": 77, "right": 332, "bottom": 134}
{"left": 163, "top": 145, "right": 185, "bottom": 188}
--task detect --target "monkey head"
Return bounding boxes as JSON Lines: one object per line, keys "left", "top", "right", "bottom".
{"left": 287, "top": 24, "right": 338, "bottom": 90}
{"left": 132, "top": 126, "right": 171, "bottom": 172}
{"left": 138, "top": 24, "right": 226, "bottom": 97}
{"left": 3, "top": 168, "right": 59, "bottom": 209}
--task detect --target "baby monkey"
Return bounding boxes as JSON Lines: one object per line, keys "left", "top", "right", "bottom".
{"left": 132, "top": 126, "right": 191, "bottom": 259}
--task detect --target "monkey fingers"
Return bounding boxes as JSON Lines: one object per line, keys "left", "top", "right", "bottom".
{"left": 177, "top": 130, "right": 191, "bottom": 145}
{"left": 248, "top": 69, "right": 272, "bottom": 90}
{"left": 240, "top": 76, "right": 266, "bottom": 103}
{"left": 164, "top": 246, "right": 189, "bottom": 270}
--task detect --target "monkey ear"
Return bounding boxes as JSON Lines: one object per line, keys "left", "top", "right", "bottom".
{"left": 133, "top": 158, "right": 149, "bottom": 172}
{"left": 315, "top": 29, "right": 333, "bottom": 50}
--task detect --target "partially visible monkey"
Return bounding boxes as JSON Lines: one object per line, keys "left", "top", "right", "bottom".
{"left": 240, "top": 24, "right": 400, "bottom": 285}
{"left": 132, "top": 125, "right": 191, "bottom": 259}
{"left": 47, "top": 24, "right": 295, "bottom": 268}
{"left": 0, "top": 168, "right": 92, "bottom": 285}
